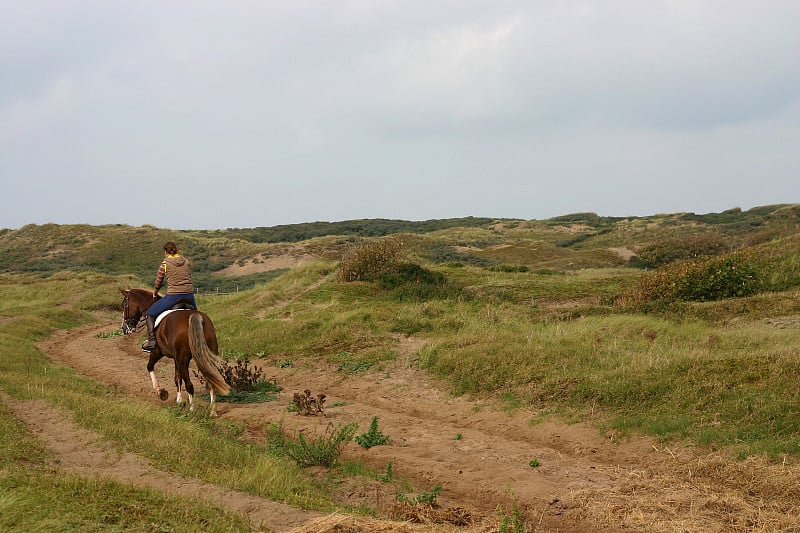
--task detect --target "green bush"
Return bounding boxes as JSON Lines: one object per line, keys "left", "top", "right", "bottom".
{"left": 378, "top": 262, "right": 446, "bottom": 289}
{"left": 421, "top": 242, "right": 495, "bottom": 267}
{"left": 337, "top": 240, "right": 462, "bottom": 301}
{"left": 631, "top": 235, "right": 728, "bottom": 269}
{"left": 376, "top": 261, "right": 468, "bottom": 301}
{"left": 627, "top": 251, "right": 760, "bottom": 304}
{"left": 487, "top": 265, "right": 529, "bottom": 273}
{"left": 338, "top": 236, "right": 406, "bottom": 282}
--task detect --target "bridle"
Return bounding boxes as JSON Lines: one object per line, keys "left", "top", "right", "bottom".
{"left": 122, "top": 293, "right": 144, "bottom": 335}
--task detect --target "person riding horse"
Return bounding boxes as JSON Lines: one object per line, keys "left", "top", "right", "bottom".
{"left": 142, "top": 241, "right": 197, "bottom": 352}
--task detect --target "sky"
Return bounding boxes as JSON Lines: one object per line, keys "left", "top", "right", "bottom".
{"left": 1, "top": 1, "right": 798, "bottom": 230}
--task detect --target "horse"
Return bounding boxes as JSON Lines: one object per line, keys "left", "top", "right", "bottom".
{"left": 119, "top": 288, "right": 229, "bottom": 413}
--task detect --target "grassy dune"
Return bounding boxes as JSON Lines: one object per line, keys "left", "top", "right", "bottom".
{"left": 1, "top": 205, "right": 800, "bottom": 528}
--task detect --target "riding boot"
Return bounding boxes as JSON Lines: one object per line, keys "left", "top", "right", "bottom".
{"left": 141, "top": 315, "right": 157, "bottom": 352}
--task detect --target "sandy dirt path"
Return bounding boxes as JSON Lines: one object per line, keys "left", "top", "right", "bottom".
{"left": 10, "top": 320, "right": 800, "bottom": 532}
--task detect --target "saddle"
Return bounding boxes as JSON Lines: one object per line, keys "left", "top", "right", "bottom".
{"left": 171, "top": 299, "right": 196, "bottom": 311}
{"left": 154, "top": 300, "right": 196, "bottom": 328}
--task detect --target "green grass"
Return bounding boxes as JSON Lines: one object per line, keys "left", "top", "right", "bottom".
{"left": 0, "top": 272, "right": 339, "bottom": 530}
{"left": 0, "top": 380, "right": 251, "bottom": 532}
{"left": 200, "top": 251, "right": 800, "bottom": 459}
{"left": 0, "top": 469, "right": 252, "bottom": 532}
{"left": 415, "top": 302, "right": 800, "bottom": 456}
{"left": 3, "top": 210, "right": 800, "bottom": 526}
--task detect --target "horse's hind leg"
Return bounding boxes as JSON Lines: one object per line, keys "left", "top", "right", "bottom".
{"left": 176, "top": 360, "right": 195, "bottom": 411}
{"left": 173, "top": 363, "right": 184, "bottom": 406}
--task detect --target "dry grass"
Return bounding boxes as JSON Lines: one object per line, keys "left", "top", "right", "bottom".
{"left": 570, "top": 451, "right": 800, "bottom": 532}
{"left": 288, "top": 511, "right": 502, "bottom": 533}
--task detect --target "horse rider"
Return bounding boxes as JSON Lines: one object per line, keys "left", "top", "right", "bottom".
{"left": 141, "top": 241, "right": 198, "bottom": 352}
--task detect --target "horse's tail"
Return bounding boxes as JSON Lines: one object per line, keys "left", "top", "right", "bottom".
{"left": 188, "top": 313, "right": 230, "bottom": 396}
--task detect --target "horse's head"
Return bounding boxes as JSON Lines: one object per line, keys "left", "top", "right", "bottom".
{"left": 120, "top": 288, "right": 156, "bottom": 335}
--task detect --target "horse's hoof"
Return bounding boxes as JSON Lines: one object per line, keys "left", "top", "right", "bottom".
{"left": 158, "top": 389, "right": 169, "bottom": 401}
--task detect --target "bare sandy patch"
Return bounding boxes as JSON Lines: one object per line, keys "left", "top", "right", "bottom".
{"left": 608, "top": 247, "right": 637, "bottom": 261}
{"left": 216, "top": 254, "right": 316, "bottom": 277}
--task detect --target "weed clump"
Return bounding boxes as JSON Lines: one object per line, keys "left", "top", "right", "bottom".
{"left": 391, "top": 485, "right": 474, "bottom": 526}
{"left": 354, "top": 416, "right": 389, "bottom": 449}
{"left": 377, "top": 462, "right": 394, "bottom": 482}
{"left": 396, "top": 485, "right": 442, "bottom": 507}
{"left": 499, "top": 488, "right": 527, "bottom": 532}
{"left": 292, "top": 389, "right": 326, "bottom": 415}
{"left": 197, "top": 356, "right": 281, "bottom": 404}
{"left": 217, "top": 355, "right": 264, "bottom": 391}
{"left": 266, "top": 419, "right": 357, "bottom": 467}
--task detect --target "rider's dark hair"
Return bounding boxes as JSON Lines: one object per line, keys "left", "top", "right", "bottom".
{"left": 163, "top": 242, "right": 178, "bottom": 255}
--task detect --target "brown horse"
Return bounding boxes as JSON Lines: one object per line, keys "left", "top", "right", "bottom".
{"left": 119, "top": 288, "right": 229, "bottom": 412}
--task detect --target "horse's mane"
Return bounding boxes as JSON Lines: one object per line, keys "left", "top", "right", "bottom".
{"left": 127, "top": 288, "right": 159, "bottom": 305}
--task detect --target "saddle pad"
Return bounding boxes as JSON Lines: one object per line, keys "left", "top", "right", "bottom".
{"left": 154, "top": 309, "right": 191, "bottom": 328}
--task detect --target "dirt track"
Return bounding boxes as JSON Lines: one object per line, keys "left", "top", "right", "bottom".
{"left": 10, "top": 320, "right": 800, "bottom": 531}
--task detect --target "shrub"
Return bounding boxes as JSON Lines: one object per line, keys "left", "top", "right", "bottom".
{"left": 421, "top": 242, "right": 495, "bottom": 267}
{"left": 377, "top": 262, "right": 464, "bottom": 301}
{"left": 338, "top": 235, "right": 406, "bottom": 282}
{"left": 487, "top": 265, "right": 529, "bottom": 273}
{"left": 379, "top": 262, "right": 446, "bottom": 288}
{"left": 626, "top": 251, "right": 760, "bottom": 304}
{"left": 676, "top": 254, "right": 759, "bottom": 301}
{"left": 631, "top": 235, "right": 728, "bottom": 269}
{"left": 337, "top": 240, "right": 463, "bottom": 301}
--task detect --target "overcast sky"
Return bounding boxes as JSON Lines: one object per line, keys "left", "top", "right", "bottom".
{"left": 1, "top": 1, "right": 798, "bottom": 230}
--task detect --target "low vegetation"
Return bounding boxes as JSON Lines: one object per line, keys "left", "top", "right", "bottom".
{"left": 354, "top": 416, "right": 390, "bottom": 449}
{"left": 2, "top": 204, "right": 800, "bottom": 528}
{"left": 266, "top": 420, "right": 358, "bottom": 467}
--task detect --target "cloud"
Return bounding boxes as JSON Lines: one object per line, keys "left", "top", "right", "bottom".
{"left": 0, "top": 1, "right": 797, "bottom": 229}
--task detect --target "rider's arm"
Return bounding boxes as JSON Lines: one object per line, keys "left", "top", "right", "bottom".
{"left": 153, "top": 261, "right": 167, "bottom": 296}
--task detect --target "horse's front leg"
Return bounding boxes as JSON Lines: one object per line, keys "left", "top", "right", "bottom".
{"left": 146, "top": 349, "right": 169, "bottom": 400}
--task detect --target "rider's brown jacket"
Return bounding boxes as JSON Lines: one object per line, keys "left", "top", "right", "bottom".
{"left": 154, "top": 254, "right": 193, "bottom": 294}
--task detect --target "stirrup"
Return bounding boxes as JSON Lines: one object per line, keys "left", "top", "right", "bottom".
{"left": 141, "top": 341, "right": 156, "bottom": 352}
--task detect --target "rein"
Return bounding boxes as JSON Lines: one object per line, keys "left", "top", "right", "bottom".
{"left": 122, "top": 294, "right": 145, "bottom": 334}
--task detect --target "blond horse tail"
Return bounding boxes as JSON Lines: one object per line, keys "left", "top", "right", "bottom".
{"left": 188, "top": 313, "right": 230, "bottom": 396}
